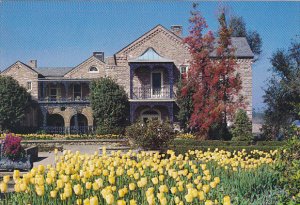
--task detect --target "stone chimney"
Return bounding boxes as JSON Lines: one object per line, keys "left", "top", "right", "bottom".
{"left": 28, "top": 60, "right": 37, "bottom": 68}
{"left": 93, "top": 52, "right": 104, "bottom": 62}
{"left": 170, "top": 25, "right": 182, "bottom": 37}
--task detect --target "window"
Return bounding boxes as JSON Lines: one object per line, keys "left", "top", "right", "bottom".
{"left": 73, "top": 84, "right": 82, "bottom": 99}
{"left": 89, "top": 66, "right": 99, "bottom": 73}
{"left": 27, "top": 82, "right": 32, "bottom": 91}
{"left": 180, "top": 65, "right": 189, "bottom": 74}
{"left": 49, "top": 85, "right": 59, "bottom": 101}
{"left": 180, "top": 65, "right": 189, "bottom": 79}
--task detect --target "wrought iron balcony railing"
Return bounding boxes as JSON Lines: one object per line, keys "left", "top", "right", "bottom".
{"left": 38, "top": 97, "right": 90, "bottom": 103}
{"left": 132, "top": 86, "right": 173, "bottom": 99}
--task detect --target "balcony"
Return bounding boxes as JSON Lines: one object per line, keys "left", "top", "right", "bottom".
{"left": 38, "top": 96, "right": 90, "bottom": 103}
{"left": 132, "top": 86, "right": 174, "bottom": 100}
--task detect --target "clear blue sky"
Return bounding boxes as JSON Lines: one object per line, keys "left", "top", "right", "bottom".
{"left": 0, "top": 1, "right": 299, "bottom": 110}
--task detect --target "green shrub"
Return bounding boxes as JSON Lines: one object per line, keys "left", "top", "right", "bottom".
{"left": 0, "top": 76, "right": 31, "bottom": 131}
{"left": 231, "top": 109, "right": 252, "bottom": 141}
{"left": 275, "top": 135, "right": 300, "bottom": 204}
{"left": 126, "top": 119, "right": 175, "bottom": 150}
{"left": 90, "top": 77, "right": 129, "bottom": 134}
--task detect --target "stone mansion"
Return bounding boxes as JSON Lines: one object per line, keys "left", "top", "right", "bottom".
{"left": 1, "top": 25, "right": 253, "bottom": 134}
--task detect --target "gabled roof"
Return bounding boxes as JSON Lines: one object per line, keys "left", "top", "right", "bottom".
{"left": 64, "top": 55, "right": 106, "bottom": 76}
{"left": 115, "top": 24, "right": 184, "bottom": 56}
{"left": 115, "top": 24, "right": 254, "bottom": 59}
{"left": 34, "top": 67, "right": 73, "bottom": 77}
{"left": 1, "top": 61, "right": 39, "bottom": 74}
{"left": 128, "top": 47, "right": 173, "bottom": 63}
{"left": 210, "top": 37, "right": 254, "bottom": 58}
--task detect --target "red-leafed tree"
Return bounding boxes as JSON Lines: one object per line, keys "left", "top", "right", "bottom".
{"left": 213, "top": 11, "right": 243, "bottom": 139}
{"left": 180, "top": 5, "right": 243, "bottom": 139}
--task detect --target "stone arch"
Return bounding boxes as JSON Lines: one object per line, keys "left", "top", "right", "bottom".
{"left": 70, "top": 113, "right": 88, "bottom": 127}
{"left": 140, "top": 108, "right": 161, "bottom": 122}
{"left": 47, "top": 113, "right": 64, "bottom": 127}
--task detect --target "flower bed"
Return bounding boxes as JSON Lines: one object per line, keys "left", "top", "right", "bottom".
{"left": 0, "top": 133, "right": 122, "bottom": 141}
{"left": 0, "top": 148, "right": 280, "bottom": 204}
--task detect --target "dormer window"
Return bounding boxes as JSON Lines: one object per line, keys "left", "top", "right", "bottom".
{"left": 89, "top": 66, "right": 99, "bottom": 73}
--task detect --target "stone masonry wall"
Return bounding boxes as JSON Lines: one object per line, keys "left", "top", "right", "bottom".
{"left": 1, "top": 62, "right": 39, "bottom": 100}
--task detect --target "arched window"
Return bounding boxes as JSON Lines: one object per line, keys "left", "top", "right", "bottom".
{"left": 89, "top": 66, "right": 99, "bottom": 73}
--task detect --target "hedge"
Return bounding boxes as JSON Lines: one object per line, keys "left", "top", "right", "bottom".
{"left": 172, "top": 139, "right": 286, "bottom": 147}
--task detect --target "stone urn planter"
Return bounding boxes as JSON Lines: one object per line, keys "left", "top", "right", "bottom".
{"left": 0, "top": 143, "right": 32, "bottom": 171}
{"left": 0, "top": 155, "right": 32, "bottom": 171}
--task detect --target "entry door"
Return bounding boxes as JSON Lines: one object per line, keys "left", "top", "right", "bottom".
{"left": 152, "top": 72, "right": 162, "bottom": 98}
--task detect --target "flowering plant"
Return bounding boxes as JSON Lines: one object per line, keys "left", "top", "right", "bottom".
{"left": 2, "top": 133, "right": 24, "bottom": 160}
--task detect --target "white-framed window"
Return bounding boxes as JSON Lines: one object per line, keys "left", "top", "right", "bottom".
{"left": 89, "top": 66, "right": 99, "bottom": 73}
{"left": 49, "top": 85, "right": 61, "bottom": 101}
{"left": 180, "top": 65, "right": 189, "bottom": 75}
{"left": 27, "top": 81, "right": 32, "bottom": 91}
{"left": 151, "top": 71, "right": 163, "bottom": 98}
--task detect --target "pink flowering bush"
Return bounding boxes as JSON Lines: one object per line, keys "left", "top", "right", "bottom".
{"left": 2, "top": 134, "right": 24, "bottom": 160}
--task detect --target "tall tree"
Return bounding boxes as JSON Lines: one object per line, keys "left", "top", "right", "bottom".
{"left": 0, "top": 76, "right": 31, "bottom": 131}
{"left": 214, "top": 11, "right": 243, "bottom": 139}
{"left": 262, "top": 40, "right": 300, "bottom": 139}
{"left": 90, "top": 77, "right": 129, "bottom": 134}
{"left": 181, "top": 5, "right": 242, "bottom": 139}
{"left": 182, "top": 3, "right": 215, "bottom": 137}
{"left": 229, "top": 16, "right": 262, "bottom": 60}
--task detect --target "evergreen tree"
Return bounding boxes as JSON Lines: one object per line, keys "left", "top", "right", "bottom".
{"left": 231, "top": 109, "right": 252, "bottom": 141}
{"left": 90, "top": 77, "right": 129, "bottom": 134}
{"left": 0, "top": 76, "right": 31, "bottom": 131}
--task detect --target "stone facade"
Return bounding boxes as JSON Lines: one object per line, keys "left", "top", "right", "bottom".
{"left": 0, "top": 24, "right": 253, "bottom": 133}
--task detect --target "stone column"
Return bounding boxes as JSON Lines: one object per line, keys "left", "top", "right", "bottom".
{"left": 63, "top": 82, "right": 69, "bottom": 101}
{"left": 130, "top": 65, "right": 134, "bottom": 99}
{"left": 167, "top": 102, "right": 174, "bottom": 123}
{"left": 168, "top": 64, "right": 174, "bottom": 98}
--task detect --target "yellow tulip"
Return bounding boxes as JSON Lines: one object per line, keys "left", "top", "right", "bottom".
{"left": 129, "top": 183, "right": 136, "bottom": 191}
{"left": 90, "top": 196, "right": 99, "bottom": 205}
{"left": 105, "top": 194, "right": 114, "bottom": 205}
{"left": 86, "top": 182, "right": 92, "bottom": 190}
{"left": 92, "top": 182, "right": 99, "bottom": 191}
{"left": 184, "top": 194, "right": 193, "bottom": 203}
{"left": 3, "top": 175, "right": 10, "bottom": 183}
{"left": 118, "top": 189, "right": 125, "bottom": 198}
{"left": 202, "top": 185, "right": 210, "bottom": 193}
{"left": 56, "top": 179, "right": 64, "bottom": 189}
{"left": 117, "top": 199, "right": 126, "bottom": 205}
{"left": 50, "top": 190, "right": 57, "bottom": 198}
{"left": 83, "top": 198, "right": 90, "bottom": 205}
{"left": 205, "top": 200, "right": 213, "bottom": 205}
{"left": 223, "top": 195, "right": 231, "bottom": 205}
{"left": 171, "top": 187, "right": 177, "bottom": 194}
{"left": 35, "top": 185, "right": 45, "bottom": 196}
{"left": 198, "top": 191, "right": 205, "bottom": 201}
{"left": 37, "top": 165, "right": 45, "bottom": 174}
{"left": 130, "top": 199, "right": 137, "bottom": 205}
{"left": 151, "top": 177, "right": 158, "bottom": 185}
{"left": 77, "top": 199, "right": 83, "bottom": 205}
{"left": 108, "top": 176, "right": 115, "bottom": 185}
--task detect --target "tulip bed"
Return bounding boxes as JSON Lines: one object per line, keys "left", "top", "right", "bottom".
{"left": 0, "top": 148, "right": 280, "bottom": 205}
